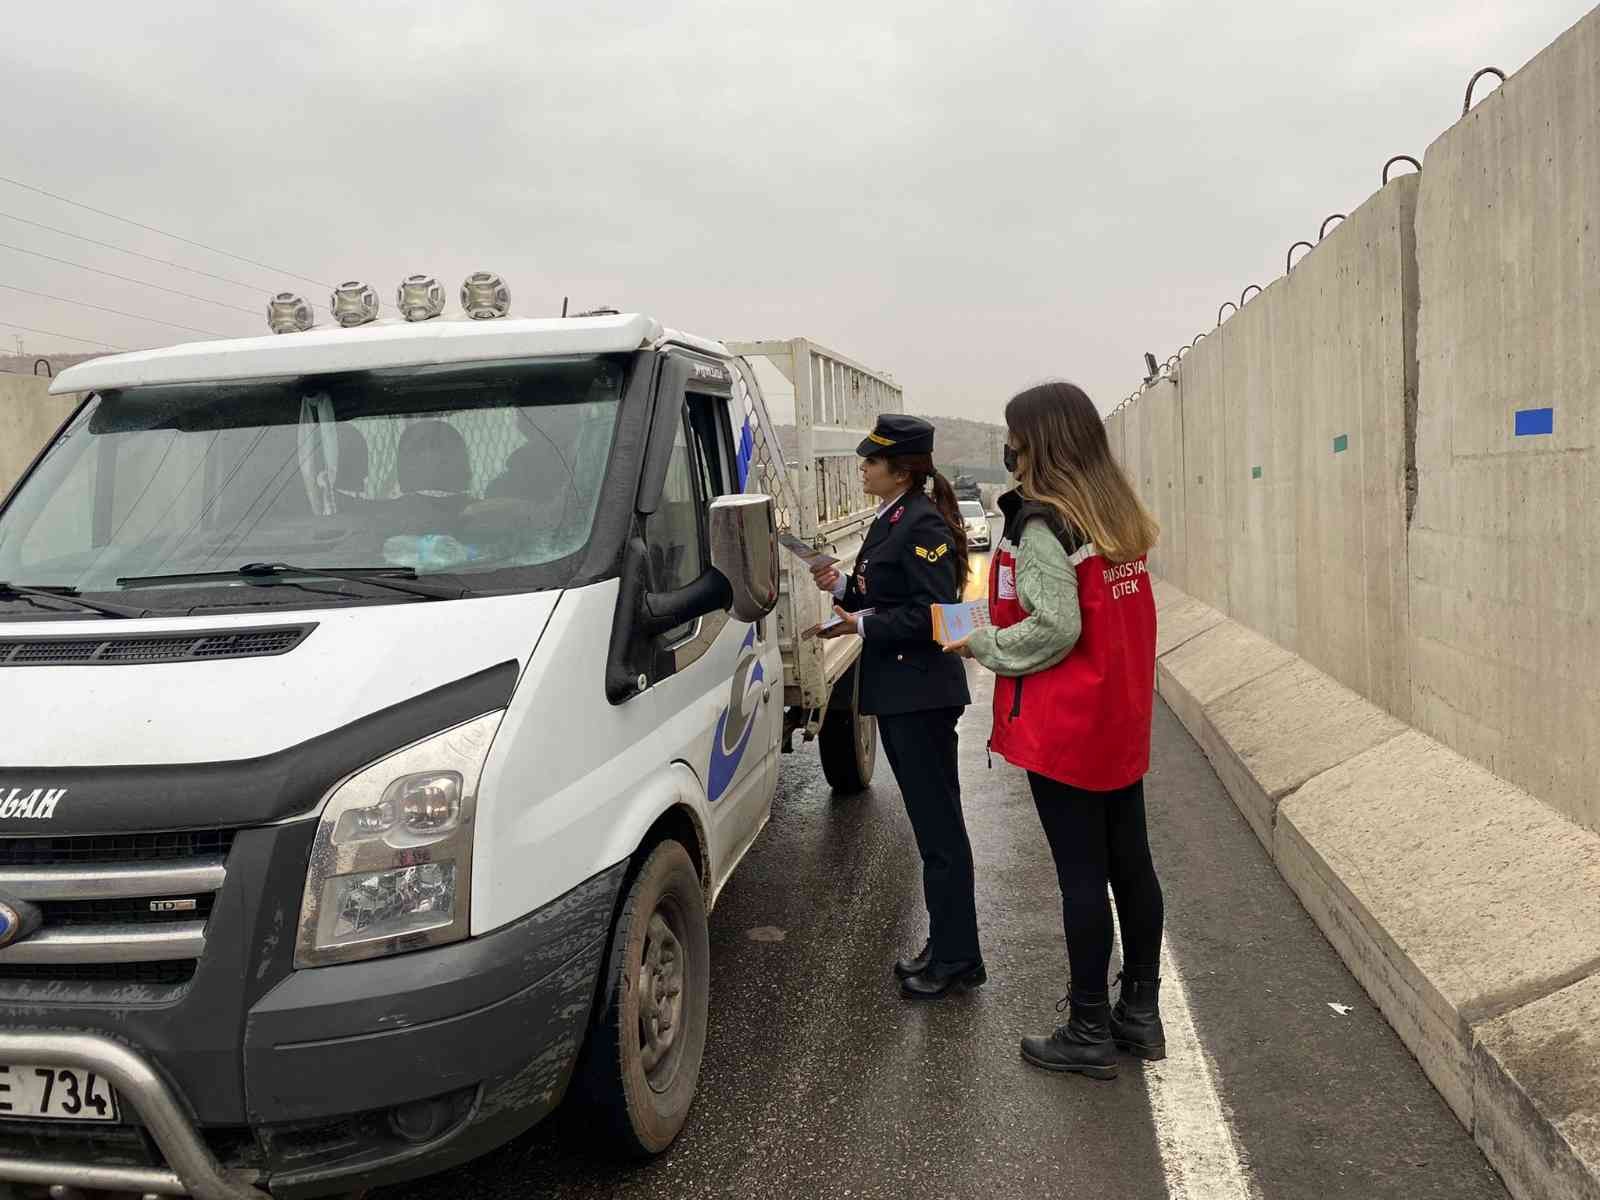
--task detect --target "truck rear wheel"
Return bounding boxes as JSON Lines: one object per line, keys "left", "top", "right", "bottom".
{"left": 578, "top": 839, "right": 710, "bottom": 1157}
{"left": 819, "top": 700, "right": 877, "bottom": 793}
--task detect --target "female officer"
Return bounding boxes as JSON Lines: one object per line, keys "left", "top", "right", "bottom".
{"left": 949, "top": 382, "right": 1163, "bottom": 1078}
{"left": 810, "top": 413, "right": 984, "bottom": 1000}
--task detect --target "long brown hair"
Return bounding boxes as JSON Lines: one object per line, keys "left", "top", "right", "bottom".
{"left": 1004, "top": 382, "right": 1158, "bottom": 564}
{"left": 880, "top": 452, "right": 971, "bottom": 593}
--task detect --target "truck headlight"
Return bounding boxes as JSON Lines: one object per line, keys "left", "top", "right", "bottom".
{"left": 295, "top": 711, "right": 503, "bottom": 968}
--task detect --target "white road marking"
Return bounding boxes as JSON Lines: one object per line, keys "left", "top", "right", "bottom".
{"left": 1328, "top": 1002, "right": 1353, "bottom": 1017}
{"left": 1141, "top": 938, "right": 1256, "bottom": 1200}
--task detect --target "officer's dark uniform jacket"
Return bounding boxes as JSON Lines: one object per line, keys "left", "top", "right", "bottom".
{"left": 839, "top": 489, "right": 972, "bottom": 717}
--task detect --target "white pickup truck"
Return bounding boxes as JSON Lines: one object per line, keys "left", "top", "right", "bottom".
{"left": 0, "top": 286, "right": 900, "bottom": 1199}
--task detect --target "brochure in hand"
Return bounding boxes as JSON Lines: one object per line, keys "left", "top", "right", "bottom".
{"left": 779, "top": 532, "right": 839, "bottom": 570}
{"left": 802, "top": 608, "right": 874, "bottom": 640}
{"left": 931, "top": 600, "right": 992, "bottom": 646}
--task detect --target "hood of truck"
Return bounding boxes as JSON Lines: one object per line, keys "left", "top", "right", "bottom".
{"left": 2, "top": 591, "right": 557, "bottom": 763}
{"left": 0, "top": 592, "right": 561, "bottom": 834}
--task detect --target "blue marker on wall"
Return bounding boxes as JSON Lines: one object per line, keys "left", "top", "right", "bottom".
{"left": 1514, "top": 408, "right": 1554, "bottom": 437}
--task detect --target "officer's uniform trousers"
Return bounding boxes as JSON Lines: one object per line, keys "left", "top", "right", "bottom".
{"left": 840, "top": 490, "right": 981, "bottom": 964}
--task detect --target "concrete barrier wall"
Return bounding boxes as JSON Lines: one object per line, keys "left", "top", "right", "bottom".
{"left": 1292, "top": 177, "right": 1418, "bottom": 720}
{"left": 1142, "top": 377, "right": 1187, "bottom": 588}
{"left": 1, "top": 375, "right": 76, "bottom": 497}
{"left": 1220, "top": 276, "right": 1299, "bottom": 650}
{"left": 1409, "top": 9, "right": 1600, "bottom": 831}
{"left": 1152, "top": 580, "right": 1600, "bottom": 1200}
{"left": 1178, "top": 338, "right": 1229, "bottom": 610}
{"left": 1110, "top": 5, "right": 1599, "bottom": 831}
{"left": 1104, "top": 405, "right": 1126, "bottom": 477}
{"left": 1122, "top": 384, "right": 1148, "bottom": 547}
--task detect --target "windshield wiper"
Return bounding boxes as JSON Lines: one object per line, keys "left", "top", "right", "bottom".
{"left": 0, "top": 582, "right": 144, "bottom": 619}
{"left": 117, "top": 563, "right": 465, "bottom": 601}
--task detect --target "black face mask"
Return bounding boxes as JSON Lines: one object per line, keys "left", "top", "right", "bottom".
{"left": 1002, "top": 444, "right": 1020, "bottom": 475}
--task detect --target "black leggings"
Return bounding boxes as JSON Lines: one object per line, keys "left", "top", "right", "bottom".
{"left": 1030, "top": 774, "right": 1164, "bottom": 995}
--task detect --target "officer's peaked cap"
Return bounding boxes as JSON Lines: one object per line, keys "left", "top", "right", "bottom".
{"left": 857, "top": 413, "right": 935, "bottom": 458}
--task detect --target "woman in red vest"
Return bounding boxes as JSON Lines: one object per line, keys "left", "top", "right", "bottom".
{"left": 948, "top": 381, "right": 1163, "bottom": 1080}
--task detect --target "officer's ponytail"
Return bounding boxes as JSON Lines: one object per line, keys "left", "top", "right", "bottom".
{"left": 892, "top": 453, "right": 970, "bottom": 593}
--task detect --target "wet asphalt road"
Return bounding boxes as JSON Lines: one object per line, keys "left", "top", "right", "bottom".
{"left": 384, "top": 539, "right": 1509, "bottom": 1200}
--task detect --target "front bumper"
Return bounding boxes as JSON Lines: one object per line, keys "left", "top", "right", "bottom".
{"left": 0, "top": 861, "right": 625, "bottom": 1199}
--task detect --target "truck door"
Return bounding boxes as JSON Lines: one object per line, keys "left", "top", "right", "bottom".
{"left": 640, "top": 364, "right": 777, "bottom": 887}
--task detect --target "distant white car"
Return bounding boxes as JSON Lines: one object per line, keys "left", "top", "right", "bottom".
{"left": 959, "top": 500, "right": 992, "bottom": 549}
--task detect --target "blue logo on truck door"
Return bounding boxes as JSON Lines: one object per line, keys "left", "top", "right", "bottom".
{"left": 707, "top": 627, "right": 765, "bottom": 803}
{"left": 736, "top": 412, "right": 755, "bottom": 489}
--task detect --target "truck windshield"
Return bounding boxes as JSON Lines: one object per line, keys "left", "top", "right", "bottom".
{"left": 0, "top": 356, "right": 625, "bottom": 601}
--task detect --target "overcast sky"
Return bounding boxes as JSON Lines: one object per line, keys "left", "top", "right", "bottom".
{"left": 0, "top": 0, "right": 1592, "bottom": 418}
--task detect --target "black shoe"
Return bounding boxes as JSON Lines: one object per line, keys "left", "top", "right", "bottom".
{"left": 1020, "top": 991, "right": 1119, "bottom": 1080}
{"left": 1110, "top": 970, "right": 1167, "bottom": 1061}
{"left": 900, "top": 958, "right": 987, "bottom": 1000}
{"left": 893, "top": 940, "right": 932, "bottom": 980}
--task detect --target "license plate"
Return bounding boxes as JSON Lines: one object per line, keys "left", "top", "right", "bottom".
{"left": 0, "top": 1064, "right": 120, "bottom": 1122}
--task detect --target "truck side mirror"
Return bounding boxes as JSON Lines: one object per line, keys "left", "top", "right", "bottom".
{"left": 709, "top": 494, "right": 778, "bottom": 622}
{"left": 606, "top": 493, "right": 779, "bottom": 705}
{"left": 636, "top": 494, "right": 778, "bottom": 637}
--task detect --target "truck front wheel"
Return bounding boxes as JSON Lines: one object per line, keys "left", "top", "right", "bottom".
{"left": 819, "top": 700, "right": 877, "bottom": 793}
{"left": 578, "top": 839, "right": 710, "bottom": 1157}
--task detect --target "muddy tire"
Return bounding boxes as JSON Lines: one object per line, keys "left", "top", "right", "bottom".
{"left": 577, "top": 839, "right": 709, "bottom": 1157}
{"left": 819, "top": 700, "right": 877, "bottom": 793}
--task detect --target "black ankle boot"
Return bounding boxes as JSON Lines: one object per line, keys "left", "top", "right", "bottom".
{"left": 1020, "top": 991, "right": 1118, "bottom": 1080}
{"left": 1110, "top": 970, "right": 1167, "bottom": 1061}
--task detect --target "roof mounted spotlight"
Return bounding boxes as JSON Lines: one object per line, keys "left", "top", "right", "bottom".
{"left": 397, "top": 275, "right": 446, "bottom": 322}
{"left": 267, "top": 292, "right": 314, "bottom": 334}
{"left": 1143, "top": 352, "right": 1159, "bottom": 383}
{"left": 461, "top": 271, "right": 510, "bottom": 319}
{"left": 331, "top": 281, "right": 380, "bottom": 328}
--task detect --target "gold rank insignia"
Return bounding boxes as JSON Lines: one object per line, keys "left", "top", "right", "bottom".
{"left": 914, "top": 543, "right": 950, "bottom": 562}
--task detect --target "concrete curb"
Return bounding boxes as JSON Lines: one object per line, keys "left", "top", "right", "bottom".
{"left": 1152, "top": 579, "right": 1600, "bottom": 1200}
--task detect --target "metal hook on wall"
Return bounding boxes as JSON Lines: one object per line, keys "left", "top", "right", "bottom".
{"left": 1241, "top": 284, "right": 1263, "bottom": 306}
{"left": 1463, "top": 67, "right": 1506, "bottom": 116}
{"left": 1177, "top": 345, "right": 1190, "bottom": 359}
{"left": 1217, "top": 301, "right": 1238, "bottom": 327}
{"left": 1319, "top": 214, "right": 1347, "bottom": 242}
{"left": 1287, "top": 240, "right": 1315, "bottom": 273}
{"left": 1383, "top": 155, "right": 1421, "bottom": 186}
{"left": 32, "top": 358, "right": 52, "bottom": 378}
{"left": 1191, "top": 332, "right": 1208, "bottom": 348}
{"left": 1166, "top": 354, "right": 1181, "bottom": 370}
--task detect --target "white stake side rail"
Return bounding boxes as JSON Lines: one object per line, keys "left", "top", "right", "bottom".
{"left": 726, "top": 337, "right": 904, "bottom": 726}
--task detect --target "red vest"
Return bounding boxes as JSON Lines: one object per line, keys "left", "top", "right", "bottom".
{"left": 987, "top": 499, "right": 1156, "bottom": 791}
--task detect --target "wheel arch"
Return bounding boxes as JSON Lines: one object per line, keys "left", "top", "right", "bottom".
{"left": 578, "top": 767, "right": 712, "bottom": 1038}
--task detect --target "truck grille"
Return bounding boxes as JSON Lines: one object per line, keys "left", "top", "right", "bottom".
{"left": 0, "top": 829, "right": 235, "bottom": 866}
{"left": 0, "top": 830, "right": 234, "bottom": 987}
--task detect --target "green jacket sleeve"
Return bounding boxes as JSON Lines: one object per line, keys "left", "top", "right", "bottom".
{"left": 969, "top": 517, "right": 1081, "bottom": 676}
